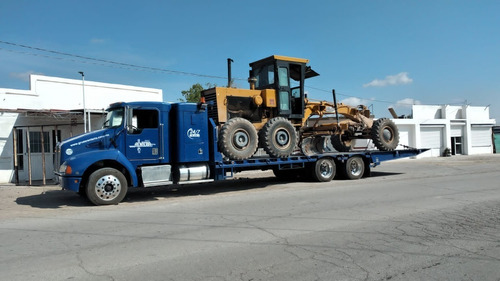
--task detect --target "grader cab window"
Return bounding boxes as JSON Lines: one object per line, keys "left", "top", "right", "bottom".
{"left": 278, "top": 67, "right": 289, "bottom": 87}
{"left": 254, "top": 64, "right": 275, "bottom": 88}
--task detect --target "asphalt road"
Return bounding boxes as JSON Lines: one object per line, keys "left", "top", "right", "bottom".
{"left": 1, "top": 155, "right": 500, "bottom": 281}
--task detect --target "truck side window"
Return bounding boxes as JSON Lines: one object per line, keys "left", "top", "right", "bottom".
{"left": 129, "top": 109, "right": 159, "bottom": 134}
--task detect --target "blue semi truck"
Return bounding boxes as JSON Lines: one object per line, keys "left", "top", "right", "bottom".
{"left": 55, "top": 101, "right": 425, "bottom": 205}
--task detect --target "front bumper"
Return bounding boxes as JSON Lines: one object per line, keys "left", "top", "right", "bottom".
{"left": 58, "top": 175, "right": 82, "bottom": 192}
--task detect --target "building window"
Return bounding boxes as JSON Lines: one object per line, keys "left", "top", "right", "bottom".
{"left": 28, "top": 131, "right": 50, "bottom": 153}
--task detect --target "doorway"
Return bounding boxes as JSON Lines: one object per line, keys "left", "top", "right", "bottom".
{"left": 451, "top": 137, "right": 463, "bottom": 155}
{"left": 14, "top": 127, "right": 61, "bottom": 184}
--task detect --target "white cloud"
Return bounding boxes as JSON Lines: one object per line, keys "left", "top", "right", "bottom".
{"left": 394, "top": 98, "right": 422, "bottom": 108}
{"left": 340, "top": 97, "right": 374, "bottom": 106}
{"left": 9, "top": 71, "right": 43, "bottom": 82}
{"left": 363, "top": 72, "right": 413, "bottom": 88}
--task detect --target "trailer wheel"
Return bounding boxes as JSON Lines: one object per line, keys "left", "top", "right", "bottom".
{"left": 371, "top": 118, "right": 399, "bottom": 151}
{"left": 86, "top": 168, "right": 128, "bottom": 205}
{"left": 219, "top": 118, "right": 258, "bottom": 160}
{"left": 260, "top": 117, "right": 297, "bottom": 158}
{"left": 331, "top": 133, "right": 352, "bottom": 152}
{"left": 344, "top": 156, "right": 364, "bottom": 180}
{"left": 311, "top": 158, "right": 336, "bottom": 182}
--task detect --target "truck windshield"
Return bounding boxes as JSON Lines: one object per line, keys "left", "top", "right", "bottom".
{"left": 103, "top": 107, "right": 124, "bottom": 128}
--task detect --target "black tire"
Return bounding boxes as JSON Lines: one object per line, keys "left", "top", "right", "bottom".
{"left": 331, "top": 133, "right": 352, "bottom": 152}
{"left": 260, "top": 117, "right": 298, "bottom": 158}
{"left": 311, "top": 158, "right": 336, "bottom": 182}
{"left": 344, "top": 156, "right": 364, "bottom": 180}
{"left": 219, "top": 118, "right": 258, "bottom": 160}
{"left": 86, "top": 168, "right": 128, "bottom": 205}
{"left": 371, "top": 118, "right": 399, "bottom": 151}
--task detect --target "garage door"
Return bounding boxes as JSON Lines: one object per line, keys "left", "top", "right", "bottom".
{"left": 471, "top": 126, "right": 492, "bottom": 147}
{"left": 421, "top": 126, "right": 444, "bottom": 157}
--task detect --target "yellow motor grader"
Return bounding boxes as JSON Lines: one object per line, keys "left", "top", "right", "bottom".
{"left": 201, "top": 55, "right": 399, "bottom": 160}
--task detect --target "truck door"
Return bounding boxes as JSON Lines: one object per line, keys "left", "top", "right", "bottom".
{"left": 125, "top": 108, "right": 161, "bottom": 164}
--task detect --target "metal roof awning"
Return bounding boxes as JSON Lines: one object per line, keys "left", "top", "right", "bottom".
{"left": 0, "top": 108, "right": 105, "bottom": 118}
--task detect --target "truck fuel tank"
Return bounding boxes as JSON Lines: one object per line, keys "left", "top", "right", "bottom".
{"left": 178, "top": 163, "right": 210, "bottom": 183}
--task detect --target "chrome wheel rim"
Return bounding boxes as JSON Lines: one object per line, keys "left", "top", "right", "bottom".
{"left": 95, "top": 175, "right": 121, "bottom": 201}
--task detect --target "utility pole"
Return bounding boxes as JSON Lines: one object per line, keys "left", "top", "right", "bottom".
{"left": 78, "top": 71, "right": 87, "bottom": 133}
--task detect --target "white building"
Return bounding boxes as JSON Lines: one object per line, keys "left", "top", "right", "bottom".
{"left": 0, "top": 75, "right": 162, "bottom": 184}
{"left": 393, "top": 105, "right": 496, "bottom": 157}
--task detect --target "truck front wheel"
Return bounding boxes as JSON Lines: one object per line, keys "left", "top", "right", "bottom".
{"left": 86, "top": 168, "right": 128, "bottom": 205}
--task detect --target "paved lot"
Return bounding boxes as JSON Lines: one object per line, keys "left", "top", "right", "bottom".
{"left": 1, "top": 154, "right": 500, "bottom": 280}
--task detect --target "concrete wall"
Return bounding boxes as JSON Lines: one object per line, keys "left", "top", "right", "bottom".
{"left": 394, "top": 105, "right": 496, "bottom": 158}
{"left": 0, "top": 75, "right": 163, "bottom": 184}
{"left": 1, "top": 75, "right": 162, "bottom": 111}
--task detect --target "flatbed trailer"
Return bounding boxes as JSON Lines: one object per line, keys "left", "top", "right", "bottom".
{"left": 55, "top": 101, "right": 426, "bottom": 205}
{"left": 216, "top": 148, "right": 426, "bottom": 182}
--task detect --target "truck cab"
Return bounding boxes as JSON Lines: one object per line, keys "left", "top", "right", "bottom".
{"left": 55, "top": 101, "right": 212, "bottom": 205}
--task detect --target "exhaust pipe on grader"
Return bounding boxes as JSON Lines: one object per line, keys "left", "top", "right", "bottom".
{"left": 201, "top": 55, "right": 399, "bottom": 160}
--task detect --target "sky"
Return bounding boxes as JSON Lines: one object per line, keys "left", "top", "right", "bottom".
{"left": 1, "top": 0, "right": 499, "bottom": 123}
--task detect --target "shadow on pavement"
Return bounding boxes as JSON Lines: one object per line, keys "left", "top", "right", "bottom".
{"left": 123, "top": 177, "right": 277, "bottom": 204}
{"left": 368, "top": 171, "right": 404, "bottom": 178}
{"left": 14, "top": 171, "right": 402, "bottom": 208}
{"left": 15, "top": 190, "right": 88, "bottom": 208}
{"left": 14, "top": 177, "right": 279, "bottom": 208}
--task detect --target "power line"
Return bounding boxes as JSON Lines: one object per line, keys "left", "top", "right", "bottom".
{"left": 0, "top": 40, "right": 237, "bottom": 80}
{"left": 1, "top": 40, "right": 429, "bottom": 107}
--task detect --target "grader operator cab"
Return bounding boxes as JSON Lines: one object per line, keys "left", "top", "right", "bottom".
{"left": 201, "top": 55, "right": 399, "bottom": 160}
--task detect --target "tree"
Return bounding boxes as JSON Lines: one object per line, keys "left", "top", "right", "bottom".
{"left": 180, "top": 83, "right": 216, "bottom": 102}
{"left": 180, "top": 83, "right": 203, "bottom": 102}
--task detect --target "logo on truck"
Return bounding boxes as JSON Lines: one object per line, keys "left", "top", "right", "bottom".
{"left": 187, "top": 128, "right": 201, "bottom": 139}
{"left": 129, "top": 139, "right": 155, "bottom": 153}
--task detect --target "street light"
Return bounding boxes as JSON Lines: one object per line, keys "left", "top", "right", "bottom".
{"left": 78, "top": 71, "right": 87, "bottom": 133}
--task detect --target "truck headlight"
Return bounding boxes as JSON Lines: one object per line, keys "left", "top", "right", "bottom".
{"left": 59, "top": 163, "right": 72, "bottom": 175}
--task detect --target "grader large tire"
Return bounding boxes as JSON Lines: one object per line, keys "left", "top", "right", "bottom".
{"left": 371, "top": 118, "right": 399, "bottom": 151}
{"left": 219, "top": 118, "right": 258, "bottom": 160}
{"left": 331, "top": 133, "right": 353, "bottom": 152}
{"left": 260, "top": 117, "right": 298, "bottom": 158}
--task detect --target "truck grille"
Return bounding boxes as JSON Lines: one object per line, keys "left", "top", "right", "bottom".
{"left": 54, "top": 143, "right": 61, "bottom": 174}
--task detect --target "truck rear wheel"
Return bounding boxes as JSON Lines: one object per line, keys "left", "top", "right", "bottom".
{"left": 260, "top": 117, "right": 297, "bottom": 158}
{"left": 371, "top": 118, "right": 399, "bottom": 151}
{"left": 311, "top": 158, "right": 336, "bottom": 182}
{"left": 219, "top": 118, "right": 258, "bottom": 160}
{"left": 331, "top": 133, "right": 352, "bottom": 152}
{"left": 343, "top": 156, "right": 364, "bottom": 180}
{"left": 86, "top": 168, "right": 128, "bottom": 205}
